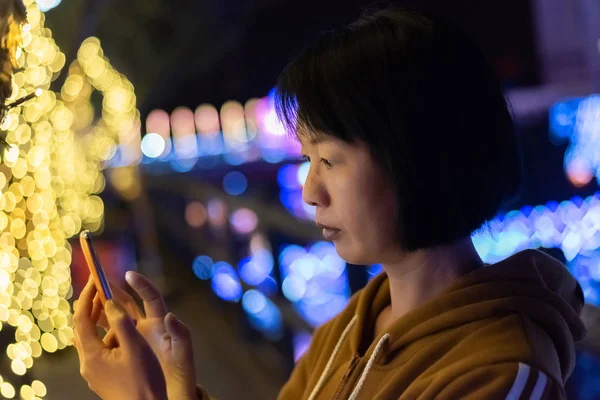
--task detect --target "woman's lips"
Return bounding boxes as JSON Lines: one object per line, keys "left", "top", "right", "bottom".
{"left": 317, "top": 223, "right": 341, "bottom": 240}
{"left": 322, "top": 227, "right": 341, "bottom": 240}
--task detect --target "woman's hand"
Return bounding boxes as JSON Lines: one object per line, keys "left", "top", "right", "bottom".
{"left": 73, "top": 277, "right": 167, "bottom": 400}
{"left": 76, "top": 271, "right": 198, "bottom": 400}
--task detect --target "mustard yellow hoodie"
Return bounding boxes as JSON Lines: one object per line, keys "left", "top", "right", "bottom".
{"left": 199, "top": 249, "right": 586, "bottom": 399}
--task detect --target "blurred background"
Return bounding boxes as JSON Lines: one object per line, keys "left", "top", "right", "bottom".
{"left": 0, "top": 0, "right": 600, "bottom": 398}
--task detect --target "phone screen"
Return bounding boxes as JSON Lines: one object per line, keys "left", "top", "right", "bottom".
{"left": 80, "top": 230, "right": 113, "bottom": 303}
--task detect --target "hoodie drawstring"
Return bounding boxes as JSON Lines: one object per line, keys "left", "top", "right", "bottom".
{"left": 308, "top": 316, "right": 357, "bottom": 400}
{"left": 348, "top": 333, "right": 390, "bottom": 400}
{"left": 307, "top": 315, "right": 391, "bottom": 400}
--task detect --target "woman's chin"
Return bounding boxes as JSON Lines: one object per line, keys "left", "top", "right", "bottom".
{"left": 333, "top": 242, "right": 374, "bottom": 266}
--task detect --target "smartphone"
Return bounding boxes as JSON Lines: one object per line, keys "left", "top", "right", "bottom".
{"left": 80, "top": 230, "right": 113, "bottom": 305}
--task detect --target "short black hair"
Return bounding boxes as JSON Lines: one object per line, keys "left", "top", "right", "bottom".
{"left": 275, "top": 7, "right": 522, "bottom": 251}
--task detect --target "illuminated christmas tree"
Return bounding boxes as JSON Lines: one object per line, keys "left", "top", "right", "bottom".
{"left": 0, "top": 1, "right": 139, "bottom": 398}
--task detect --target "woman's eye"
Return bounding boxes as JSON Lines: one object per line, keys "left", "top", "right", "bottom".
{"left": 321, "top": 159, "right": 334, "bottom": 169}
{"left": 300, "top": 155, "right": 333, "bottom": 169}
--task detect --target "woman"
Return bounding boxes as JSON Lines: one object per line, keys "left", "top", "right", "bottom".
{"left": 73, "top": 7, "right": 586, "bottom": 399}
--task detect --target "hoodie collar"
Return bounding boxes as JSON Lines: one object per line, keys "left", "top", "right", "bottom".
{"left": 349, "top": 249, "right": 586, "bottom": 367}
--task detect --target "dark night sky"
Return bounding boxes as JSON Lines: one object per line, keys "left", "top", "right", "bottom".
{"left": 143, "top": 0, "right": 539, "bottom": 114}
{"left": 44, "top": 0, "right": 538, "bottom": 118}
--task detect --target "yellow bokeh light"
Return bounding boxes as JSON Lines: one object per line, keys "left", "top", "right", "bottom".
{"left": 0, "top": 382, "right": 16, "bottom": 398}
{"left": 0, "top": 270, "right": 9, "bottom": 293}
{"left": 63, "top": 74, "right": 84, "bottom": 98}
{"left": 16, "top": 314, "right": 33, "bottom": 333}
{"left": 4, "top": 146, "right": 19, "bottom": 164}
{"left": 11, "top": 359, "right": 26, "bottom": 376}
{"left": 26, "top": 193, "right": 43, "bottom": 213}
{"left": 77, "top": 38, "right": 100, "bottom": 64}
{"left": 8, "top": 182, "right": 23, "bottom": 201}
{"left": 20, "top": 176, "right": 36, "bottom": 196}
{"left": 40, "top": 332, "right": 58, "bottom": 352}
{"left": 31, "top": 380, "right": 46, "bottom": 397}
{"left": 20, "top": 385, "right": 35, "bottom": 400}
{"left": 30, "top": 341, "right": 42, "bottom": 357}
{"left": 0, "top": 2, "right": 129, "bottom": 396}
{"left": 86, "top": 56, "right": 107, "bottom": 79}
{"left": 10, "top": 218, "right": 27, "bottom": 239}
{"left": 0, "top": 305, "right": 8, "bottom": 321}
{"left": 50, "top": 51, "right": 65, "bottom": 72}
{"left": 12, "top": 158, "right": 28, "bottom": 179}
{"left": 0, "top": 212, "right": 7, "bottom": 230}
{"left": 4, "top": 192, "right": 16, "bottom": 211}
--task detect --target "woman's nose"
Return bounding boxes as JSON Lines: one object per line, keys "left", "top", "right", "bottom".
{"left": 302, "top": 167, "right": 329, "bottom": 207}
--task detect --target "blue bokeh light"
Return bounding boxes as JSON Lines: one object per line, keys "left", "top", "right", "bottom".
{"left": 261, "top": 147, "right": 287, "bottom": 163}
{"left": 297, "top": 161, "right": 309, "bottom": 186}
{"left": 238, "top": 249, "right": 274, "bottom": 286}
{"left": 37, "top": 0, "right": 62, "bottom": 12}
{"left": 293, "top": 331, "right": 313, "bottom": 363}
{"left": 193, "top": 255, "right": 214, "bottom": 280}
{"left": 141, "top": 133, "right": 166, "bottom": 158}
{"left": 568, "top": 253, "right": 600, "bottom": 306}
{"left": 243, "top": 289, "right": 283, "bottom": 340}
{"left": 223, "top": 171, "right": 248, "bottom": 196}
{"left": 471, "top": 192, "right": 600, "bottom": 305}
{"left": 368, "top": 264, "right": 383, "bottom": 280}
{"left": 279, "top": 188, "right": 315, "bottom": 220}
{"left": 549, "top": 95, "right": 600, "bottom": 187}
{"left": 282, "top": 275, "right": 307, "bottom": 302}
{"left": 256, "top": 276, "right": 279, "bottom": 296}
{"left": 278, "top": 164, "right": 300, "bottom": 189}
{"left": 278, "top": 241, "right": 350, "bottom": 327}
{"left": 242, "top": 289, "right": 268, "bottom": 314}
{"left": 211, "top": 262, "right": 243, "bottom": 302}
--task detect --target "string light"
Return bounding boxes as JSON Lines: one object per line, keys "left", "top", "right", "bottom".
{"left": 1, "top": 0, "right": 138, "bottom": 395}
{"left": 108, "top": 88, "right": 301, "bottom": 169}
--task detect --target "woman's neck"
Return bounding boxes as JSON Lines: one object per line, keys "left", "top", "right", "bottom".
{"left": 381, "top": 237, "right": 484, "bottom": 322}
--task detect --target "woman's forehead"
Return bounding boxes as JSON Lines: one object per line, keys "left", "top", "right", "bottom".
{"left": 296, "top": 127, "right": 348, "bottom": 147}
{"left": 295, "top": 124, "right": 327, "bottom": 142}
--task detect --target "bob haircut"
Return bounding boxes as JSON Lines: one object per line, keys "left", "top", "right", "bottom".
{"left": 274, "top": 7, "right": 522, "bottom": 252}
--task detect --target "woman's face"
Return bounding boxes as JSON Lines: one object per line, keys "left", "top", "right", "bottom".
{"left": 300, "top": 134, "right": 401, "bottom": 265}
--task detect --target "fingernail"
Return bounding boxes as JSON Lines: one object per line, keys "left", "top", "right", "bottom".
{"left": 125, "top": 271, "right": 135, "bottom": 284}
{"left": 105, "top": 300, "right": 115, "bottom": 312}
{"left": 166, "top": 312, "right": 178, "bottom": 324}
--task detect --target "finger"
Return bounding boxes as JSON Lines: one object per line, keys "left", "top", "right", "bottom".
{"left": 109, "top": 281, "right": 136, "bottom": 306}
{"left": 101, "top": 319, "right": 136, "bottom": 347}
{"left": 91, "top": 293, "right": 103, "bottom": 324}
{"left": 91, "top": 295, "right": 112, "bottom": 331}
{"left": 104, "top": 300, "right": 144, "bottom": 351}
{"left": 96, "top": 310, "right": 109, "bottom": 331}
{"left": 73, "top": 278, "right": 105, "bottom": 354}
{"left": 72, "top": 325, "right": 85, "bottom": 367}
{"left": 72, "top": 328, "right": 79, "bottom": 350}
{"left": 103, "top": 329, "right": 119, "bottom": 348}
{"left": 164, "top": 312, "right": 194, "bottom": 364}
{"left": 125, "top": 271, "right": 168, "bottom": 319}
{"left": 108, "top": 281, "right": 145, "bottom": 320}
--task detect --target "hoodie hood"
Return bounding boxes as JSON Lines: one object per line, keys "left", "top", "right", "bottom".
{"left": 352, "top": 249, "right": 586, "bottom": 377}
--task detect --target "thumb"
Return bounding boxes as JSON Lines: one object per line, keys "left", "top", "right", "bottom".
{"left": 164, "top": 312, "right": 193, "bottom": 362}
{"left": 105, "top": 300, "right": 142, "bottom": 350}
